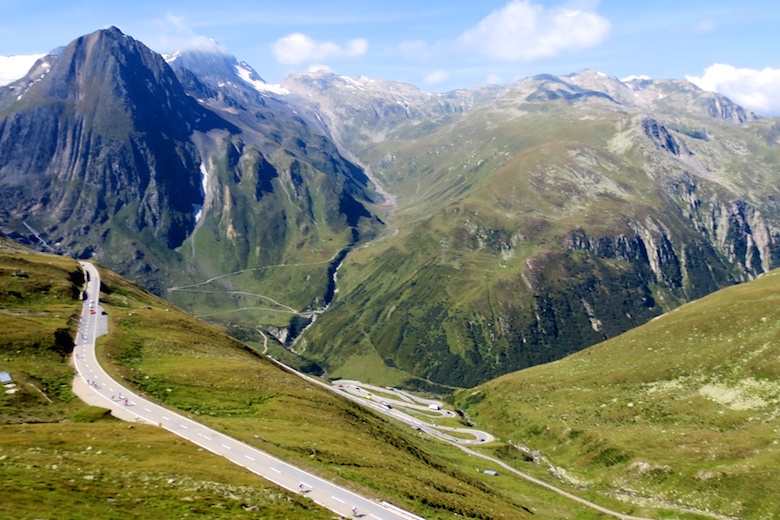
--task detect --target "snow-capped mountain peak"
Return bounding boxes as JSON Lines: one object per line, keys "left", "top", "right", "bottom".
{"left": 235, "top": 61, "right": 288, "bottom": 96}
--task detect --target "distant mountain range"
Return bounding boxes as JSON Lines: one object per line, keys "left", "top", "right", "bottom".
{"left": 2, "top": 27, "right": 779, "bottom": 388}
{"left": 283, "top": 65, "right": 780, "bottom": 387}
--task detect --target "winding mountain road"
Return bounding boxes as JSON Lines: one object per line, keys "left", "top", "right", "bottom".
{"left": 72, "top": 261, "right": 423, "bottom": 520}
{"left": 332, "top": 380, "right": 495, "bottom": 445}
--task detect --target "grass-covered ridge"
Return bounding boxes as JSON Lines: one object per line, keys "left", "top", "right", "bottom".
{"left": 0, "top": 240, "right": 332, "bottom": 519}
{"left": 455, "top": 268, "right": 780, "bottom": 519}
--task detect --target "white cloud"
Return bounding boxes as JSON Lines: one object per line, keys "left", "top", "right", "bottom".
{"left": 272, "top": 33, "right": 367, "bottom": 65}
{"left": 307, "top": 64, "right": 332, "bottom": 73}
{"left": 486, "top": 73, "right": 504, "bottom": 85}
{"left": 424, "top": 70, "right": 449, "bottom": 84}
{"left": 154, "top": 13, "right": 228, "bottom": 53}
{"left": 0, "top": 54, "right": 44, "bottom": 86}
{"left": 459, "top": 0, "right": 610, "bottom": 61}
{"left": 686, "top": 64, "right": 780, "bottom": 116}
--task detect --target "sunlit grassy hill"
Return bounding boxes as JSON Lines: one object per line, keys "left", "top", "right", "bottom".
{"left": 0, "top": 239, "right": 332, "bottom": 519}
{"left": 455, "top": 268, "right": 780, "bottom": 519}
{"left": 3, "top": 239, "right": 623, "bottom": 519}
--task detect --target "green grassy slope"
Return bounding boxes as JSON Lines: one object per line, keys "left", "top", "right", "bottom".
{"left": 2, "top": 240, "right": 635, "bottom": 519}
{"left": 455, "top": 268, "right": 780, "bottom": 519}
{"left": 0, "top": 240, "right": 331, "bottom": 519}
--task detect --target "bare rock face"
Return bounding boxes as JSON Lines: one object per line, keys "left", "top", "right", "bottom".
{"left": 0, "top": 27, "right": 208, "bottom": 262}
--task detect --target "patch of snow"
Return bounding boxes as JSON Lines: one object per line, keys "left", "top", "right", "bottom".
{"left": 194, "top": 162, "right": 209, "bottom": 224}
{"left": 164, "top": 51, "right": 181, "bottom": 64}
{"left": 339, "top": 75, "right": 366, "bottom": 91}
{"left": 199, "top": 162, "right": 209, "bottom": 197}
{"left": 621, "top": 74, "right": 651, "bottom": 82}
{"left": 235, "top": 63, "right": 288, "bottom": 95}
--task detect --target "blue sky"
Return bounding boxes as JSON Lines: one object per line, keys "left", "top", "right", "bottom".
{"left": 1, "top": 0, "right": 779, "bottom": 114}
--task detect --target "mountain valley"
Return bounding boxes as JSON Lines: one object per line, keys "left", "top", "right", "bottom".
{"left": 2, "top": 27, "right": 779, "bottom": 389}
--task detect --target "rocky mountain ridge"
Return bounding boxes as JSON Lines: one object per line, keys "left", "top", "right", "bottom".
{"left": 0, "top": 27, "right": 382, "bottom": 310}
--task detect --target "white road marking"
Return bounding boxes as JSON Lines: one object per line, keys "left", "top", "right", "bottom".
{"left": 244, "top": 455, "right": 255, "bottom": 461}
{"left": 180, "top": 424, "right": 188, "bottom": 429}
{"left": 162, "top": 416, "right": 171, "bottom": 421}
{"left": 270, "top": 467, "right": 282, "bottom": 474}
{"left": 144, "top": 408, "right": 152, "bottom": 412}
{"left": 370, "top": 515, "right": 383, "bottom": 520}
{"left": 221, "top": 443, "right": 232, "bottom": 450}
{"left": 331, "top": 496, "right": 345, "bottom": 504}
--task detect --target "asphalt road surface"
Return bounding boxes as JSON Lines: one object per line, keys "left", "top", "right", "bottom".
{"left": 72, "top": 261, "right": 423, "bottom": 520}
{"left": 332, "top": 380, "right": 495, "bottom": 445}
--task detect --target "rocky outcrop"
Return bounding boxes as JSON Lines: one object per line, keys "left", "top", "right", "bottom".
{"left": 642, "top": 118, "right": 684, "bottom": 155}
{"left": 700, "top": 93, "right": 756, "bottom": 123}
{"left": 669, "top": 175, "right": 780, "bottom": 277}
